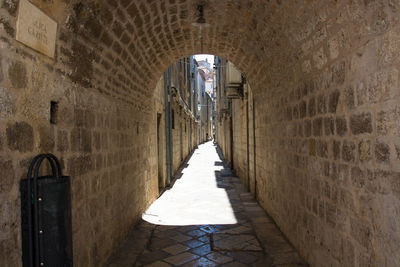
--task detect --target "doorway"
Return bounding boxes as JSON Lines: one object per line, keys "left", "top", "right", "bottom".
{"left": 180, "top": 122, "right": 183, "bottom": 161}
{"left": 157, "top": 113, "right": 163, "bottom": 192}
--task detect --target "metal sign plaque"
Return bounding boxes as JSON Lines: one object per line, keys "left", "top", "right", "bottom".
{"left": 16, "top": 0, "right": 58, "bottom": 58}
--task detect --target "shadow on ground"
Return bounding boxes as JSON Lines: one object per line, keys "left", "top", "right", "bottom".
{"left": 107, "top": 142, "right": 307, "bottom": 267}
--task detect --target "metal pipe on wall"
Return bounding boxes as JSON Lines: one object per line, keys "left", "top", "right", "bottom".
{"left": 246, "top": 96, "right": 250, "bottom": 192}
{"left": 253, "top": 96, "right": 257, "bottom": 200}
{"left": 164, "top": 67, "right": 173, "bottom": 186}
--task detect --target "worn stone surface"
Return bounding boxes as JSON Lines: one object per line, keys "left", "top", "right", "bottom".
{"left": 216, "top": 2, "right": 400, "bottom": 267}
{"left": 1, "top": 0, "right": 400, "bottom": 266}
{"left": 108, "top": 142, "right": 306, "bottom": 267}
{"left": 6, "top": 121, "right": 34, "bottom": 152}
{"left": 0, "top": 87, "right": 16, "bottom": 117}
{"left": 8, "top": 61, "right": 27, "bottom": 88}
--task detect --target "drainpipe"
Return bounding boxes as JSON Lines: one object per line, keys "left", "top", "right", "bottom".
{"left": 164, "top": 67, "right": 173, "bottom": 186}
{"left": 246, "top": 93, "right": 250, "bottom": 192}
{"left": 164, "top": 69, "right": 170, "bottom": 186}
{"left": 253, "top": 96, "right": 257, "bottom": 200}
{"left": 168, "top": 68, "right": 174, "bottom": 183}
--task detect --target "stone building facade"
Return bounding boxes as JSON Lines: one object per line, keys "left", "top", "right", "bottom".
{"left": 215, "top": 57, "right": 256, "bottom": 195}
{"left": 197, "top": 68, "right": 213, "bottom": 142}
{"left": 1, "top": 0, "right": 400, "bottom": 266}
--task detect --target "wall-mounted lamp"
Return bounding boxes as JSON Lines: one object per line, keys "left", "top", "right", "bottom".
{"left": 191, "top": 5, "right": 210, "bottom": 28}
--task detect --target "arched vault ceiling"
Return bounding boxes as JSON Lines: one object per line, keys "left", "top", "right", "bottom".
{"left": 33, "top": 0, "right": 395, "bottom": 103}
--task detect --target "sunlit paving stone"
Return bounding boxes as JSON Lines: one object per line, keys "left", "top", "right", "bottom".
{"left": 142, "top": 143, "right": 237, "bottom": 226}
{"left": 212, "top": 233, "right": 262, "bottom": 252}
{"left": 183, "top": 239, "right": 204, "bottom": 249}
{"left": 144, "top": 261, "right": 172, "bottom": 267}
{"left": 206, "top": 252, "right": 233, "bottom": 264}
{"left": 182, "top": 257, "right": 218, "bottom": 267}
{"left": 162, "top": 244, "right": 190, "bottom": 255}
{"left": 107, "top": 142, "right": 306, "bottom": 266}
{"left": 164, "top": 252, "right": 200, "bottom": 265}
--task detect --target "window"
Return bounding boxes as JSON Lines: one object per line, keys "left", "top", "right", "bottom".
{"left": 50, "top": 101, "right": 58, "bottom": 124}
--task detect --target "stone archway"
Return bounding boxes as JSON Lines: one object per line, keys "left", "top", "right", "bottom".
{"left": 1, "top": 0, "right": 400, "bottom": 266}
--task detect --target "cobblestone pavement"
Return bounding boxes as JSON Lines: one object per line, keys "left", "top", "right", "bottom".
{"left": 107, "top": 142, "right": 307, "bottom": 267}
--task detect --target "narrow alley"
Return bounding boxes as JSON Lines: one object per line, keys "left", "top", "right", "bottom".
{"left": 2, "top": 1, "right": 400, "bottom": 266}
{"left": 107, "top": 142, "right": 306, "bottom": 267}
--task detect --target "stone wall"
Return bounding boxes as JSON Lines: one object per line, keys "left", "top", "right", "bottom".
{"left": 218, "top": 82, "right": 256, "bottom": 197}
{"left": 0, "top": 55, "right": 158, "bottom": 266}
{"left": 253, "top": 2, "right": 400, "bottom": 266}
{"left": 0, "top": 1, "right": 158, "bottom": 266}
{"left": 216, "top": 2, "right": 400, "bottom": 266}
{"left": 171, "top": 102, "right": 193, "bottom": 173}
{"left": 2, "top": 0, "right": 400, "bottom": 266}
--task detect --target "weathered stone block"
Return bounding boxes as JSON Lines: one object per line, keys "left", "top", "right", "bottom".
{"left": 0, "top": 87, "right": 16, "bottom": 118}
{"left": 333, "top": 140, "right": 341, "bottom": 160}
{"left": 317, "top": 95, "right": 326, "bottom": 114}
{"left": 95, "top": 154, "right": 103, "bottom": 171}
{"left": 2, "top": 0, "right": 18, "bottom": 16}
{"left": 0, "top": 158, "right": 15, "bottom": 192}
{"left": 100, "top": 32, "right": 113, "bottom": 47}
{"left": 312, "top": 197, "right": 318, "bottom": 215}
{"left": 344, "top": 86, "right": 355, "bottom": 110}
{"left": 292, "top": 105, "right": 299, "bottom": 119}
{"left": 39, "top": 125, "right": 55, "bottom": 152}
{"left": 69, "top": 41, "right": 94, "bottom": 87}
{"left": 350, "top": 113, "right": 372, "bottom": 135}
{"left": 313, "top": 117, "right": 322, "bottom": 136}
{"left": 375, "top": 141, "right": 390, "bottom": 164}
{"left": 324, "top": 117, "right": 334, "bottom": 136}
{"left": 57, "top": 129, "right": 69, "bottom": 152}
{"left": 0, "top": 16, "right": 15, "bottom": 37}
{"left": 308, "top": 97, "right": 316, "bottom": 117}
{"left": 341, "top": 239, "right": 355, "bottom": 266}
{"left": 70, "top": 128, "right": 80, "bottom": 152}
{"left": 325, "top": 202, "right": 336, "bottom": 227}
{"left": 6, "top": 122, "right": 34, "bottom": 152}
{"left": 297, "top": 123, "right": 303, "bottom": 137}
{"left": 8, "top": 61, "right": 27, "bottom": 88}
{"left": 299, "top": 101, "right": 307, "bottom": 118}
{"left": 340, "top": 190, "right": 354, "bottom": 212}
{"left": 304, "top": 120, "right": 312, "bottom": 137}
{"left": 377, "top": 110, "right": 389, "bottom": 136}
{"left": 308, "top": 139, "right": 316, "bottom": 156}
{"left": 357, "top": 70, "right": 399, "bottom": 106}
{"left": 286, "top": 107, "right": 292, "bottom": 121}
{"left": 335, "top": 116, "right": 347, "bottom": 136}
{"left": 85, "top": 18, "right": 103, "bottom": 39}
{"left": 0, "top": 59, "right": 3, "bottom": 83}
{"left": 358, "top": 140, "right": 371, "bottom": 162}
{"left": 350, "top": 218, "right": 371, "bottom": 249}
{"left": 93, "top": 131, "right": 101, "bottom": 150}
{"left": 351, "top": 167, "right": 365, "bottom": 189}
{"left": 81, "top": 128, "right": 92, "bottom": 152}
{"left": 342, "top": 141, "right": 355, "bottom": 162}
{"left": 390, "top": 171, "right": 400, "bottom": 201}
{"left": 331, "top": 61, "right": 345, "bottom": 85}
{"left": 328, "top": 35, "right": 340, "bottom": 60}
{"left": 328, "top": 90, "right": 340, "bottom": 113}
{"left": 58, "top": 106, "right": 74, "bottom": 127}
{"left": 67, "top": 155, "right": 93, "bottom": 176}
{"left": 330, "top": 163, "right": 339, "bottom": 181}
{"left": 112, "top": 20, "right": 124, "bottom": 38}
{"left": 313, "top": 47, "right": 327, "bottom": 69}
{"left": 317, "top": 140, "right": 328, "bottom": 158}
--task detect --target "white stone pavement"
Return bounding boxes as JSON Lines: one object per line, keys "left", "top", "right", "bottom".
{"left": 107, "top": 141, "right": 307, "bottom": 267}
